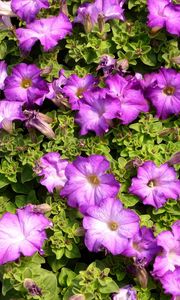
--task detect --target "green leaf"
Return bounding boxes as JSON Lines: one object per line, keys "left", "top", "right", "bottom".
{"left": 21, "top": 164, "right": 34, "bottom": 183}
{"left": 0, "top": 174, "right": 10, "bottom": 189}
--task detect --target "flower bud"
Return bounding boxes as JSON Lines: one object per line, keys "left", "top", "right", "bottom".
{"left": 32, "top": 203, "right": 52, "bottom": 214}
{"left": 98, "top": 13, "right": 105, "bottom": 33}
{"left": 171, "top": 56, "right": 180, "bottom": 65}
{"left": 69, "top": 294, "right": 85, "bottom": 300}
{"left": 1, "top": 118, "right": 13, "bottom": 133}
{"left": 59, "top": 0, "right": 68, "bottom": 16}
{"left": 167, "top": 152, "right": 180, "bottom": 166}
{"left": 84, "top": 13, "right": 93, "bottom": 33}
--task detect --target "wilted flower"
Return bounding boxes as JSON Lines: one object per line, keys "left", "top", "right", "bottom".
{"left": 143, "top": 68, "right": 180, "bottom": 119}
{"left": 122, "top": 226, "right": 160, "bottom": 265}
{"left": 152, "top": 220, "right": 180, "bottom": 278}
{"left": 61, "top": 155, "right": 120, "bottom": 213}
{"left": 16, "top": 13, "right": 72, "bottom": 54}
{"left": 160, "top": 268, "right": 180, "bottom": 299}
{"left": 24, "top": 278, "right": 42, "bottom": 296}
{"left": 147, "top": 0, "right": 180, "bottom": 36}
{"left": 35, "top": 152, "right": 68, "bottom": 193}
{"left": 4, "top": 63, "right": 49, "bottom": 106}
{"left": 75, "top": 89, "right": 120, "bottom": 136}
{"left": 0, "top": 205, "right": 52, "bottom": 264}
{"left": 106, "top": 74, "right": 149, "bottom": 124}
{"left": 62, "top": 74, "right": 98, "bottom": 110}
{"left": 75, "top": 0, "right": 125, "bottom": 32}
{"left": 11, "top": 0, "right": 49, "bottom": 23}
{"left": 129, "top": 161, "right": 180, "bottom": 209}
{"left": 24, "top": 110, "right": 55, "bottom": 139}
{"left": 0, "top": 100, "right": 25, "bottom": 133}
{"left": 83, "top": 198, "right": 140, "bottom": 254}
{"left": 112, "top": 285, "right": 137, "bottom": 300}
{"left": 96, "top": 55, "right": 116, "bottom": 75}
{"left": 0, "top": 60, "right": 8, "bottom": 90}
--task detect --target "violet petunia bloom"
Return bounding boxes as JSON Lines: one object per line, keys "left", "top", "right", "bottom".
{"left": 95, "top": 0, "right": 125, "bottom": 21}
{"left": 152, "top": 221, "right": 180, "bottom": 278}
{"left": 0, "top": 205, "right": 52, "bottom": 265}
{"left": 0, "top": 100, "right": 25, "bottom": 133}
{"left": 147, "top": 0, "right": 180, "bottom": 36}
{"left": 61, "top": 155, "right": 120, "bottom": 214}
{"left": 106, "top": 74, "right": 149, "bottom": 124}
{"left": 83, "top": 198, "right": 140, "bottom": 254}
{"left": 0, "top": 60, "right": 8, "bottom": 90}
{"left": 129, "top": 161, "right": 180, "bottom": 209}
{"left": 62, "top": 74, "right": 98, "bottom": 110}
{"left": 75, "top": 89, "right": 120, "bottom": 136}
{"left": 11, "top": 0, "right": 49, "bottom": 23}
{"left": 35, "top": 152, "right": 68, "bottom": 193}
{"left": 112, "top": 285, "right": 137, "bottom": 300}
{"left": 16, "top": 13, "right": 72, "bottom": 54}
{"left": 160, "top": 268, "right": 180, "bottom": 299}
{"left": 143, "top": 68, "right": 180, "bottom": 119}
{"left": 122, "top": 226, "right": 160, "bottom": 265}
{"left": 4, "top": 63, "right": 49, "bottom": 106}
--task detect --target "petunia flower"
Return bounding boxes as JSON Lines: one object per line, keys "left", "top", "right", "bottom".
{"left": 143, "top": 68, "right": 180, "bottom": 119}
{"left": 152, "top": 221, "right": 180, "bottom": 278}
{"left": 106, "top": 74, "right": 149, "bottom": 124}
{"left": 62, "top": 74, "right": 98, "bottom": 110}
{"left": 4, "top": 63, "right": 49, "bottom": 106}
{"left": 11, "top": 0, "right": 49, "bottom": 23}
{"left": 0, "top": 100, "right": 25, "bottom": 133}
{"left": 16, "top": 13, "right": 72, "bottom": 54}
{"left": 0, "top": 205, "right": 52, "bottom": 265}
{"left": 75, "top": 89, "right": 120, "bottom": 136}
{"left": 112, "top": 285, "right": 137, "bottom": 300}
{"left": 147, "top": 0, "right": 180, "bottom": 36}
{"left": 129, "top": 161, "right": 180, "bottom": 209}
{"left": 61, "top": 155, "right": 120, "bottom": 213}
{"left": 160, "top": 268, "right": 180, "bottom": 299}
{"left": 35, "top": 152, "right": 68, "bottom": 193}
{"left": 83, "top": 197, "right": 140, "bottom": 254}
{"left": 122, "top": 226, "right": 160, "bottom": 265}
{"left": 0, "top": 60, "right": 8, "bottom": 90}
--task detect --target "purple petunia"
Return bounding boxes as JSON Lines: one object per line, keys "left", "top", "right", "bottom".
{"left": 0, "top": 60, "right": 7, "bottom": 90}
{"left": 112, "top": 285, "right": 137, "bottom": 300}
{"left": 4, "top": 63, "right": 49, "bottom": 106}
{"left": 147, "top": 0, "right": 180, "bottom": 36}
{"left": 105, "top": 74, "right": 149, "bottom": 124}
{"left": 83, "top": 197, "right": 140, "bottom": 254}
{"left": 61, "top": 155, "right": 120, "bottom": 213}
{"left": 62, "top": 74, "right": 98, "bottom": 110}
{"left": 75, "top": 89, "right": 120, "bottom": 135}
{"left": 35, "top": 152, "right": 68, "bottom": 193}
{"left": 160, "top": 268, "right": 180, "bottom": 299}
{"left": 16, "top": 13, "right": 72, "bottom": 54}
{"left": 152, "top": 220, "right": 180, "bottom": 278}
{"left": 122, "top": 226, "right": 160, "bottom": 265}
{"left": 0, "top": 100, "right": 25, "bottom": 132}
{"left": 129, "top": 161, "right": 180, "bottom": 209}
{"left": 143, "top": 68, "right": 180, "bottom": 119}
{"left": 0, "top": 205, "right": 52, "bottom": 265}
{"left": 11, "top": 0, "right": 49, "bottom": 23}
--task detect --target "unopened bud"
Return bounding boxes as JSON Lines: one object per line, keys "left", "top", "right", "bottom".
{"left": 40, "top": 65, "right": 53, "bottom": 76}
{"left": 116, "top": 58, "right": 129, "bottom": 71}
{"left": 24, "top": 278, "right": 42, "bottom": 296}
{"left": 136, "top": 267, "right": 148, "bottom": 289}
{"left": 32, "top": 203, "right": 52, "bottom": 214}
{"left": 150, "top": 26, "right": 162, "bottom": 35}
{"left": 1, "top": 118, "right": 13, "bottom": 133}
{"left": 84, "top": 13, "right": 93, "bottom": 33}
{"left": 171, "top": 56, "right": 180, "bottom": 65}
{"left": 98, "top": 13, "right": 105, "bottom": 33}
{"left": 167, "top": 152, "right": 180, "bottom": 166}
{"left": 75, "top": 227, "right": 85, "bottom": 236}
{"left": 69, "top": 294, "right": 85, "bottom": 300}
{"left": 59, "top": 0, "right": 68, "bottom": 16}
